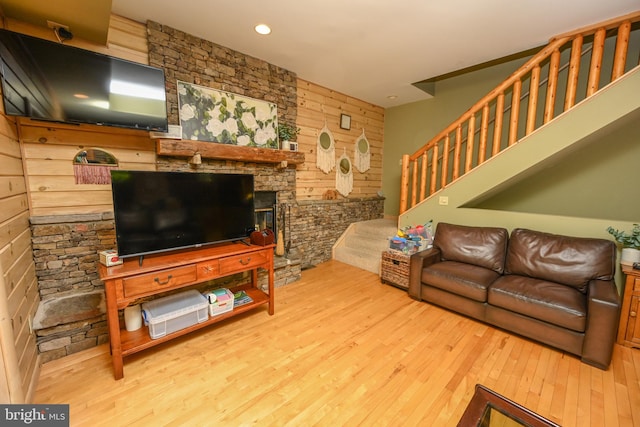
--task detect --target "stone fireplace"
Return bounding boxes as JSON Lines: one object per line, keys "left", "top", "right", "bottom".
{"left": 28, "top": 19, "right": 384, "bottom": 363}
{"left": 30, "top": 154, "right": 383, "bottom": 362}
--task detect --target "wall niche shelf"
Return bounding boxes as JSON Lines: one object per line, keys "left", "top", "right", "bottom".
{"left": 156, "top": 139, "right": 305, "bottom": 166}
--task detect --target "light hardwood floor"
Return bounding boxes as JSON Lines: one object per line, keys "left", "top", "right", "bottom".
{"left": 34, "top": 260, "right": 640, "bottom": 426}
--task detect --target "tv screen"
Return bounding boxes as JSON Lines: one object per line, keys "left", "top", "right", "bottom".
{"left": 111, "top": 171, "right": 255, "bottom": 258}
{"left": 0, "top": 28, "right": 168, "bottom": 132}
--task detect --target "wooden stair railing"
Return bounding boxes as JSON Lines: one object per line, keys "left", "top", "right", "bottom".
{"left": 399, "top": 11, "right": 640, "bottom": 214}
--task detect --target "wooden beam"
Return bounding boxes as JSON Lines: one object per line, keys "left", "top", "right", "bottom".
{"left": 420, "top": 151, "right": 428, "bottom": 202}
{"left": 465, "top": 114, "right": 475, "bottom": 173}
{"left": 509, "top": 80, "right": 522, "bottom": 146}
{"left": 544, "top": 49, "right": 561, "bottom": 124}
{"left": 526, "top": 65, "right": 541, "bottom": 135}
{"left": 611, "top": 21, "right": 631, "bottom": 81}
{"left": 156, "top": 139, "right": 305, "bottom": 165}
{"left": 441, "top": 135, "right": 450, "bottom": 188}
{"left": 564, "top": 36, "right": 583, "bottom": 110}
{"left": 399, "top": 155, "right": 410, "bottom": 214}
{"left": 587, "top": 28, "right": 606, "bottom": 96}
{"left": 492, "top": 93, "right": 504, "bottom": 156}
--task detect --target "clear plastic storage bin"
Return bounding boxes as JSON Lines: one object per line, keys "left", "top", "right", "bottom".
{"left": 141, "top": 290, "right": 208, "bottom": 339}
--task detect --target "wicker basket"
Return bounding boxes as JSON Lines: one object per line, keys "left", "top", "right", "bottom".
{"left": 380, "top": 250, "right": 410, "bottom": 290}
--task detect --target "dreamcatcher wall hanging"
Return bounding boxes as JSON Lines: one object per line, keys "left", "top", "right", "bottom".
{"left": 336, "top": 149, "right": 353, "bottom": 196}
{"left": 354, "top": 129, "right": 370, "bottom": 173}
{"left": 316, "top": 124, "right": 335, "bottom": 173}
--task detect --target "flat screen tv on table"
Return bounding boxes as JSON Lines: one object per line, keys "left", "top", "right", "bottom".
{"left": 110, "top": 170, "right": 255, "bottom": 260}
{"left": 0, "top": 28, "right": 168, "bottom": 132}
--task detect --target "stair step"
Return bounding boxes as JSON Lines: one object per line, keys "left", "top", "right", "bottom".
{"left": 332, "top": 218, "right": 397, "bottom": 274}
{"left": 333, "top": 246, "right": 383, "bottom": 275}
{"left": 343, "top": 233, "right": 390, "bottom": 252}
{"left": 351, "top": 219, "right": 397, "bottom": 239}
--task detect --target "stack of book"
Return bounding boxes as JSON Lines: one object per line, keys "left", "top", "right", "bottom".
{"left": 233, "top": 290, "right": 253, "bottom": 307}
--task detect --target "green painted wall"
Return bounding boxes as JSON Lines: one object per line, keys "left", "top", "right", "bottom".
{"left": 382, "top": 57, "right": 529, "bottom": 216}
{"left": 472, "top": 122, "right": 640, "bottom": 222}
{"left": 391, "top": 67, "right": 640, "bottom": 291}
{"left": 383, "top": 57, "right": 640, "bottom": 222}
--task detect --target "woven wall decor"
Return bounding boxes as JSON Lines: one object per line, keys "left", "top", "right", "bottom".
{"left": 336, "top": 150, "right": 353, "bottom": 196}
{"left": 316, "top": 124, "right": 335, "bottom": 174}
{"left": 354, "top": 129, "right": 370, "bottom": 173}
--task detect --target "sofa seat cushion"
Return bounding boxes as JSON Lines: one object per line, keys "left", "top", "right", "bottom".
{"left": 488, "top": 275, "right": 586, "bottom": 332}
{"left": 422, "top": 261, "right": 500, "bottom": 302}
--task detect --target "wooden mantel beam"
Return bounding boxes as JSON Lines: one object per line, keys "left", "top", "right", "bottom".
{"left": 156, "top": 139, "right": 305, "bottom": 165}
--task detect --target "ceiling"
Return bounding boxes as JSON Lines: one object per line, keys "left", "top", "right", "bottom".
{"left": 1, "top": 1, "right": 638, "bottom": 108}
{"left": 0, "top": 0, "right": 111, "bottom": 44}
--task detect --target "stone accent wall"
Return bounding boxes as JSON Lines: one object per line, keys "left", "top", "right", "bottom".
{"left": 146, "top": 21, "right": 298, "bottom": 130}
{"left": 29, "top": 20, "right": 384, "bottom": 363}
{"left": 294, "top": 198, "right": 385, "bottom": 268}
{"left": 156, "top": 157, "right": 302, "bottom": 288}
{"left": 31, "top": 213, "right": 115, "bottom": 362}
{"left": 29, "top": 171, "right": 383, "bottom": 362}
{"left": 31, "top": 214, "right": 115, "bottom": 298}
{"left": 144, "top": 19, "right": 384, "bottom": 267}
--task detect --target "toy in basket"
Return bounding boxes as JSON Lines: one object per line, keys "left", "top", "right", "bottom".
{"left": 389, "top": 220, "right": 433, "bottom": 254}
{"left": 203, "top": 288, "right": 234, "bottom": 316}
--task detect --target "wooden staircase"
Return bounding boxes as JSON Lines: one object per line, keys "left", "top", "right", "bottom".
{"left": 399, "top": 11, "right": 640, "bottom": 214}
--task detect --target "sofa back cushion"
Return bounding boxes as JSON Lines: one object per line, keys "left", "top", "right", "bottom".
{"left": 505, "top": 228, "right": 616, "bottom": 293}
{"left": 433, "top": 222, "right": 509, "bottom": 274}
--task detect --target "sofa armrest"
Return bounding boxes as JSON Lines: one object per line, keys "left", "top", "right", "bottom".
{"left": 581, "top": 279, "right": 621, "bottom": 369}
{"left": 409, "top": 247, "right": 441, "bottom": 300}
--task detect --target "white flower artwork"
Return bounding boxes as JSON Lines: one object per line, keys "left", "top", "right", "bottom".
{"left": 177, "top": 81, "right": 278, "bottom": 148}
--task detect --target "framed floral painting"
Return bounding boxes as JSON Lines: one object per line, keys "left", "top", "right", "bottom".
{"left": 177, "top": 81, "right": 278, "bottom": 148}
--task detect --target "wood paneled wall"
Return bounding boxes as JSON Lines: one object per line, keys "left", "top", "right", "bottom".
{"left": 5, "top": 15, "right": 155, "bottom": 216}
{"left": 0, "top": 107, "right": 39, "bottom": 403}
{"left": 0, "top": 10, "right": 384, "bottom": 397}
{"left": 0, "top": 13, "right": 151, "bottom": 401}
{"left": 19, "top": 120, "right": 155, "bottom": 216}
{"left": 9, "top": 15, "right": 384, "bottom": 216}
{"left": 296, "top": 80, "right": 384, "bottom": 200}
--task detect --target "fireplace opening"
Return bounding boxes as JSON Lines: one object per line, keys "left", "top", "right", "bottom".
{"left": 254, "top": 191, "right": 277, "bottom": 237}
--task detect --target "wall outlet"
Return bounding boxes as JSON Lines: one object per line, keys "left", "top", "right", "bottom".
{"left": 439, "top": 196, "right": 449, "bottom": 206}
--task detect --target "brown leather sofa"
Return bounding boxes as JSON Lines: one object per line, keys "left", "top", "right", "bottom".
{"left": 408, "top": 222, "right": 621, "bottom": 370}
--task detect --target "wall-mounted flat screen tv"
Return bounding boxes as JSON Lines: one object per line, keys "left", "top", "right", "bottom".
{"left": 0, "top": 28, "right": 168, "bottom": 132}
{"left": 111, "top": 171, "right": 255, "bottom": 259}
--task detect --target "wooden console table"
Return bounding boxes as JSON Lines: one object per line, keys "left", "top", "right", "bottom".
{"left": 99, "top": 242, "right": 275, "bottom": 379}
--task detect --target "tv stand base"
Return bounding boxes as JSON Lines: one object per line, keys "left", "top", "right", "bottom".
{"left": 99, "top": 242, "right": 275, "bottom": 379}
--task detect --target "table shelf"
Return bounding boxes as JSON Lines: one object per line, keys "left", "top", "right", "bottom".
{"left": 100, "top": 242, "right": 275, "bottom": 379}
{"left": 120, "top": 287, "right": 269, "bottom": 355}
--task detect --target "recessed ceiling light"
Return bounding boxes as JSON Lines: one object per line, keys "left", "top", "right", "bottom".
{"left": 255, "top": 24, "right": 271, "bottom": 35}
{"left": 387, "top": 95, "right": 398, "bottom": 100}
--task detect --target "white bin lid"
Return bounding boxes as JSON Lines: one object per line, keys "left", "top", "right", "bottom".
{"left": 142, "top": 290, "right": 208, "bottom": 323}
